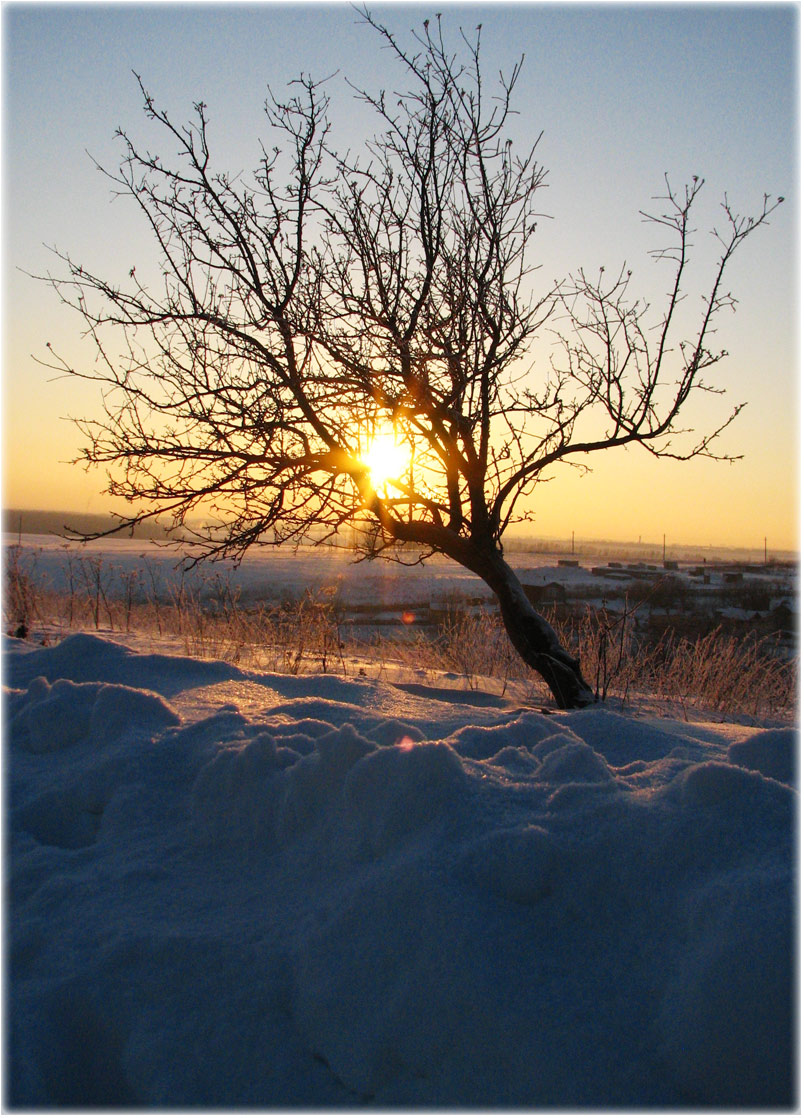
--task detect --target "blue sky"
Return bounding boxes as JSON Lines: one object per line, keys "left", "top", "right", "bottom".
{"left": 2, "top": 2, "right": 799, "bottom": 548}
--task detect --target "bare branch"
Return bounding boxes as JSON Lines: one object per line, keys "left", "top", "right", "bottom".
{"left": 34, "top": 15, "right": 780, "bottom": 707}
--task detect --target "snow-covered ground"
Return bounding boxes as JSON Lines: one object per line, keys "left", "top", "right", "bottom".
{"left": 7, "top": 534, "right": 498, "bottom": 608}
{"left": 8, "top": 532, "right": 796, "bottom": 608}
{"left": 5, "top": 631, "right": 797, "bottom": 1108}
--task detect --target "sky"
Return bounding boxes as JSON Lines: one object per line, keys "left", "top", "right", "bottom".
{"left": 2, "top": 1, "right": 799, "bottom": 551}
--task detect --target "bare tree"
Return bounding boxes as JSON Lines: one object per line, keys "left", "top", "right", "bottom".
{"left": 37, "top": 11, "right": 781, "bottom": 708}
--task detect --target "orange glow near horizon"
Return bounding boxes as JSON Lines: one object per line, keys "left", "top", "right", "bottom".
{"left": 2, "top": 4, "right": 797, "bottom": 559}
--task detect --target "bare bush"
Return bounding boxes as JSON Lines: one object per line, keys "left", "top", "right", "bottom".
{"left": 5, "top": 546, "right": 40, "bottom": 637}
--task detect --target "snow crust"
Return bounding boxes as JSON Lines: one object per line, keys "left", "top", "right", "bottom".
{"left": 5, "top": 632, "right": 796, "bottom": 1108}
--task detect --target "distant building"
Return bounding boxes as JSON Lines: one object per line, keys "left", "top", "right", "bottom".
{"left": 523, "top": 582, "right": 567, "bottom": 605}
{"left": 769, "top": 598, "right": 795, "bottom": 631}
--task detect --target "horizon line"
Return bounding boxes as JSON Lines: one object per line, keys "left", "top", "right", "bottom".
{"left": 3, "top": 506, "right": 798, "bottom": 559}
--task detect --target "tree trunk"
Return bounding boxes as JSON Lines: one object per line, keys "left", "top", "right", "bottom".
{"left": 476, "top": 549, "right": 595, "bottom": 710}
{"left": 389, "top": 523, "right": 595, "bottom": 709}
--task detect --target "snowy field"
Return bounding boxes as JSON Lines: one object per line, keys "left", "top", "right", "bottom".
{"left": 4, "top": 535, "right": 627, "bottom": 640}
{"left": 8, "top": 532, "right": 795, "bottom": 609}
{"left": 5, "top": 629, "right": 796, "bottom": 1108}
{"left": 7, "top": 534, "right": 498, "bottom": 608}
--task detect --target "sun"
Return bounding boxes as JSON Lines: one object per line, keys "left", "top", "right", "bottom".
{"left": 362, "top": 428, "right": 409, "bottom": 490}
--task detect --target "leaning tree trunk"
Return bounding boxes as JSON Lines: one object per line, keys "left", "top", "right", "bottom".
{"left": 477, "top": 550, "right": 595, "bottom": 709}
{"left": 390, "top": 523, "right": 595, "bottom": 710}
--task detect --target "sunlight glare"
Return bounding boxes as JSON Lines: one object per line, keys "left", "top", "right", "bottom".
{"left": 362, "top": 428, "right": 409, "bottom": 489}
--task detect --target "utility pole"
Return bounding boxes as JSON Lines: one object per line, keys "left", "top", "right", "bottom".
{"left": 764, "top": 537, "right": 768, "bottom": 565}
{"left": 663, "top": 534, "right": 666, "bottom": 563}
{"left": 571, "top": 530, "right": 575, "bottom": 556}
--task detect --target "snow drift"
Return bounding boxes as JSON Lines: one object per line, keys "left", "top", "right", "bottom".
{"left": 5, "top": 632, "right": 796, "bottom": 1108}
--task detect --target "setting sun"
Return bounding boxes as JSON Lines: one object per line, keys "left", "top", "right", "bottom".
{"left": 362, "top": 428, "right": 409, "bottom": 490}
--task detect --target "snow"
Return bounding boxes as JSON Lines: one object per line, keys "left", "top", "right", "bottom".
{"left": 11, "top": 532, "right": 796, "bottom": 611}
{"left": 5, "top": 631, "right": 797, "bottom": 1108}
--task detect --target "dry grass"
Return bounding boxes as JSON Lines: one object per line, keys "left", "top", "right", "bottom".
{"left": 547, "top": 604, "right": 797, "bottom": 719}
{"left": 384, "top": 605, "right": 797, "bottom": 719}
{"left": 378, "top": 608, "right": 534, "bottom": 696}
{"left": 4, "top": 546, "right": 797, "bottom": 720}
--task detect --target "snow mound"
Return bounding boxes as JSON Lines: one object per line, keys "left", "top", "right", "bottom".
{"left": 537, "top": 738, "right": 616, "bottom": 784}
{"left": 344, "top": 739, "right": 468, "bottom": 857}
{"left": 461, "top": 823, "right": 561, "bottom": 904}
{"left": 6, "top": 634, "right": 796, "bottom": 1109}
{"left": 5, "top": 631, "right": 244, "bottom": 696}
{"left": 8, "top": 676, "right": 179, "bottom": 754}
{"left": 728, "top": 726, "right": 797, "bottom": 785}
